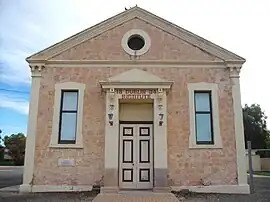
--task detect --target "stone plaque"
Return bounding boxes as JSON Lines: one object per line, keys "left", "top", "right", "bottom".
{"left": 116, "top": 89, "right": 157, "bottom": 99}
{"left": 58, "top": 158, "right": 74, "bottom": 167}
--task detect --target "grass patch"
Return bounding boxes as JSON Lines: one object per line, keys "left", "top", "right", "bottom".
{"left": 253, "top": 171, "right": 270, "bottom": 176}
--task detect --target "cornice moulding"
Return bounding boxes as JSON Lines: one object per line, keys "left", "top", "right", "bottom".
{"left": 40, "top": 60, "right": 230, "bottom": 68}
{"left": 99, "top": 81, "right": 174, "bottom": 89}
{"left": 46, "top": 60, "right": 224, "bottom": 65}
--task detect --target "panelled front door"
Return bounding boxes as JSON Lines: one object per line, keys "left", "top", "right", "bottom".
{"left": 119, "top": 124, "right": 153, "bottom": 189}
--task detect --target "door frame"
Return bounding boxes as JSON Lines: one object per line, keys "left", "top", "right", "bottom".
{"left": 119, "top": 121, "right": 154, "bottom": 190}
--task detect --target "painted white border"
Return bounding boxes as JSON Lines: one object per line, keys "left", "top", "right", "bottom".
{"left": 231, "top": 76, "right": 248, "bottom": 185}
{"left": 171, "top": 184, "right": 250, "bottom": 194}
{"left": 121, "top": 29, "right": 151, "bottom": 56}
{"left": 101, "top": 73, "right": 170, "bottom": 190}
{"left": 20, "top": 71, "right": 41, "bottom": 192}
{"left": 45, "top": 60, "right": 228, "bottom": 69}
{"left": 22, "top": 184, "right": 250, "bottom": 194}
{"left": 31, "top": 185, "right": 93, "bottom": 192}
{"left": 49, "top": 82, "right": 85, "bottom": 148}
{"left": 188, "top": 83, "right": 222, "bottom": 149}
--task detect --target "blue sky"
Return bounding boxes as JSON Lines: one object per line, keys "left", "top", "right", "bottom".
{"left": 0, "top": 0, "right": 270, "bottom": 137}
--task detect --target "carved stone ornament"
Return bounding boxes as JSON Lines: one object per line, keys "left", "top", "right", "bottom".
{"left": 30, "top": 63, "right": 45, "bottom": 77}
{"left": 157, "top": 88, "right": 163, "bottom": 103}
{"left": 228, "top": 65, "right": 241, "bottom": 78}
{"left": 109, "top": 88, "right": 115, "bottom": 102}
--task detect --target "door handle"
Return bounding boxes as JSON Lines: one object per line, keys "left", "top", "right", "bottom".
{"left": 132, "top": 162, "right": 134, "bottom": 166}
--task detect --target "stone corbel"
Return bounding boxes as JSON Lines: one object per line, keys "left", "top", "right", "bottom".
{"left": 157, "top": 88, "right": 163, "bottom": 101}
{"left": 108, "top": 88, "right": 115, "bottom": 126}
{"left": 227, "top": 64, "right": 242, "bottom": 78}
{"left": 157, "top": 88, "right": 163, "bottom": 110}
{"left": 109, "top": 88, "right": 115, "bottom": 103}
{"left": 29, "top": 63, "right": 45, "bottom": 77}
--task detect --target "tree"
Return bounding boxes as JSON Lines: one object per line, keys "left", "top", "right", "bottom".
{"left": 3, "top": 133, "right": 26, "bottom": 165}
{"left": 0, "top": 129, "right": 2, "bottom": 144}
{"left": 243, "top": 104, "right": 270, "bottom": 149}
{"left": 0, "top": 130, "right": 3, "bottom": 161}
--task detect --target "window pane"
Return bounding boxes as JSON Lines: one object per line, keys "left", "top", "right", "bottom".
{"left": 195, "top": 92, "right": 210, "bottom": 112}
{"left": 62, "top": 91, "right": 78, "bottom": 111}
{"left": 60, "top": 112, "right": 77, "bottom": 141}
{"left": 196, "top": 113, "right": 212, "bottom": 143}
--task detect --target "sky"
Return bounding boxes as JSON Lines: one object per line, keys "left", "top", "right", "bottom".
{"left": 0, "top": 0, "right": 269, "bottom": 137}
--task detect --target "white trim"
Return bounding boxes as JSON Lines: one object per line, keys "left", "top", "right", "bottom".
{"left": 50, "top": 82, "right": 85, "bottom": 148}
{"left": 45, "top": 60, "right": 228, "bottom": 69}
{"left": 49, "top": 144, "right": 83, "bottom": 149}
{"left": 153, "top": 91, "right": 168, "bottom": 168}
{"left": 232, "top": 77, "right": 248, "bottom": 185}
{"left": 100, "top": 82, "right": 173, "bottom": 90}
{"left": 31, "top": 185, "right": 92, "bottom": 192}
{"left": 100, "top": 186, "right": 119, "bottom": 193}
{"left": 121, "top": 29, "right": 151, "bottom": 56}
{"left": 171, "top": 184, "right": 250, "bottom": 194}
{"left": 22, "top": 75, "right": 41, "bottom": 188}
{"left": 104, "top": 92, "right": 119, "bottom": 168}
{"left": 20, "top": 184, "right": 32, "bottom": 192}
{"left": 188, "top": 83, "right": 222, "bottom": 149}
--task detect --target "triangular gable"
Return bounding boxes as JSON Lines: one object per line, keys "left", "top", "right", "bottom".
{"left": 99, "top": 69, "right": 173, "bottom": 89}
{"left": 108, "top": 69, "right": 167, "bottom": 83}
{"left": 27, "top": 6, "right": 245, "bottom": 63}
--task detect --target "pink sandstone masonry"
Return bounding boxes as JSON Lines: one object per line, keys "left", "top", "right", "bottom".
{"left": 51, "top": 18, "right": 220, "bottom": 61}
{"left": 34, "top": 66, "right": 237, "bottom": 186}
{"left": 33, "top": 17, "right": 237, "bottom": 187}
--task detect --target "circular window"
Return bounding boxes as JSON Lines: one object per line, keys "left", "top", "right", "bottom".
{"left": 127, "top": 35, "right": 145, "bottom": 50}
{"left": 121, "top": 29, "right": 151, "bottom": 56}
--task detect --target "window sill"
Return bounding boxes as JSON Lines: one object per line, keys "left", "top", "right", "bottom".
{"left": 189, "top": 144, "right": 222, "bottom": 149}
{"left": 49, "top": 144, "right": 83, "bottom": 149}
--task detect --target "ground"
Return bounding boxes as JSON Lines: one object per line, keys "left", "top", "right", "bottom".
{"left": 0, "top": 166, "right": 270, "bottom": 201}
{"left": 0, "top": 166, "right": 22, "bottom": 189}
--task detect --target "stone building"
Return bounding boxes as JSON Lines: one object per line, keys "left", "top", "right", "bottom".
{"left": 20, "top": 6, "right": 249, "bottom": 194}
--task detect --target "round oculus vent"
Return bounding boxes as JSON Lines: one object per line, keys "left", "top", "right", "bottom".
{"left": 127, "top": 35, "right": 145, "bottom": 51}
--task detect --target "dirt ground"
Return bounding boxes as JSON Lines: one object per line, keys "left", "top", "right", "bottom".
{"left": 0, "top": 177, "right": 270, "bottom": 202}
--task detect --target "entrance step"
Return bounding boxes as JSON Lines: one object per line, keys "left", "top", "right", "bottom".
{"left": 92, "top": 193, "right": 179, "bottom": 202}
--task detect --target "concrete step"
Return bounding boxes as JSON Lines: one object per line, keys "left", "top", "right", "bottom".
{"left": 92, "top": 193, "right": 179, "bottom": 202}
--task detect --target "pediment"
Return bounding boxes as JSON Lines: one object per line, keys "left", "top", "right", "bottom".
{"left": 99, "top": 69, "right": 173, "bottom": 89}
{"left": 27, "top": 6, "right": 245, "bottom": 64}
{"left": 109, "top": 69, "right": 166, "bottom": 83}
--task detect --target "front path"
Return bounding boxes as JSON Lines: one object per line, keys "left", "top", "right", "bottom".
{"left": 92, "top": 193, "right": 179, "bottom": 202}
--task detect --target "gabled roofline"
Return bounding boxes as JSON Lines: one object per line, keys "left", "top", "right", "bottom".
{"left": 27, "top": 6, "right": 245, "bottom": 64}
{"left": 141, "top": 7, "right": 245, "bottom": 63}
{"left": 26, "top": 8, "right": 133, "bottom": 62}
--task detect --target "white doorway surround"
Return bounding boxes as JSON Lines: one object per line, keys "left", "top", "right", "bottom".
{"left": 99, "top": 69, "right": 173, "bottom": 192}
{"left": 119, "top": 124, "right": 153, "bottom": 189}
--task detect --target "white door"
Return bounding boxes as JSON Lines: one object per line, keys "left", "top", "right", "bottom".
{"left": 119, "top": 124, "right": 153, "bottom": 189}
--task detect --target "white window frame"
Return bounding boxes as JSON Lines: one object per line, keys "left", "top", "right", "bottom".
{"left": 188, "top": 82, "right": 222, "bottom": 149}
{"left": 49, "top": 82, "right": 85, "bottom": 148}
{"left": 121, "top": 29, "right": 151, "bottom": 56}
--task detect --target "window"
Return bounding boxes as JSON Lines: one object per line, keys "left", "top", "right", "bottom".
{"left": 121, "top": 29, "right": 151, "bottom": 56}
{"left": 194, "top": 91, "right": 213, "bottom": 144}
{"left": 127, "top": 35, "right": 145, "bottom": 50}
{"left": 50, "top": 82, "right": 85, "bottom": 148}
{"left": 188, "top": 83, "right": 222, "bottom": 149}
{"left": 58, "top": 91, "right": 78, "bottom": 144}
